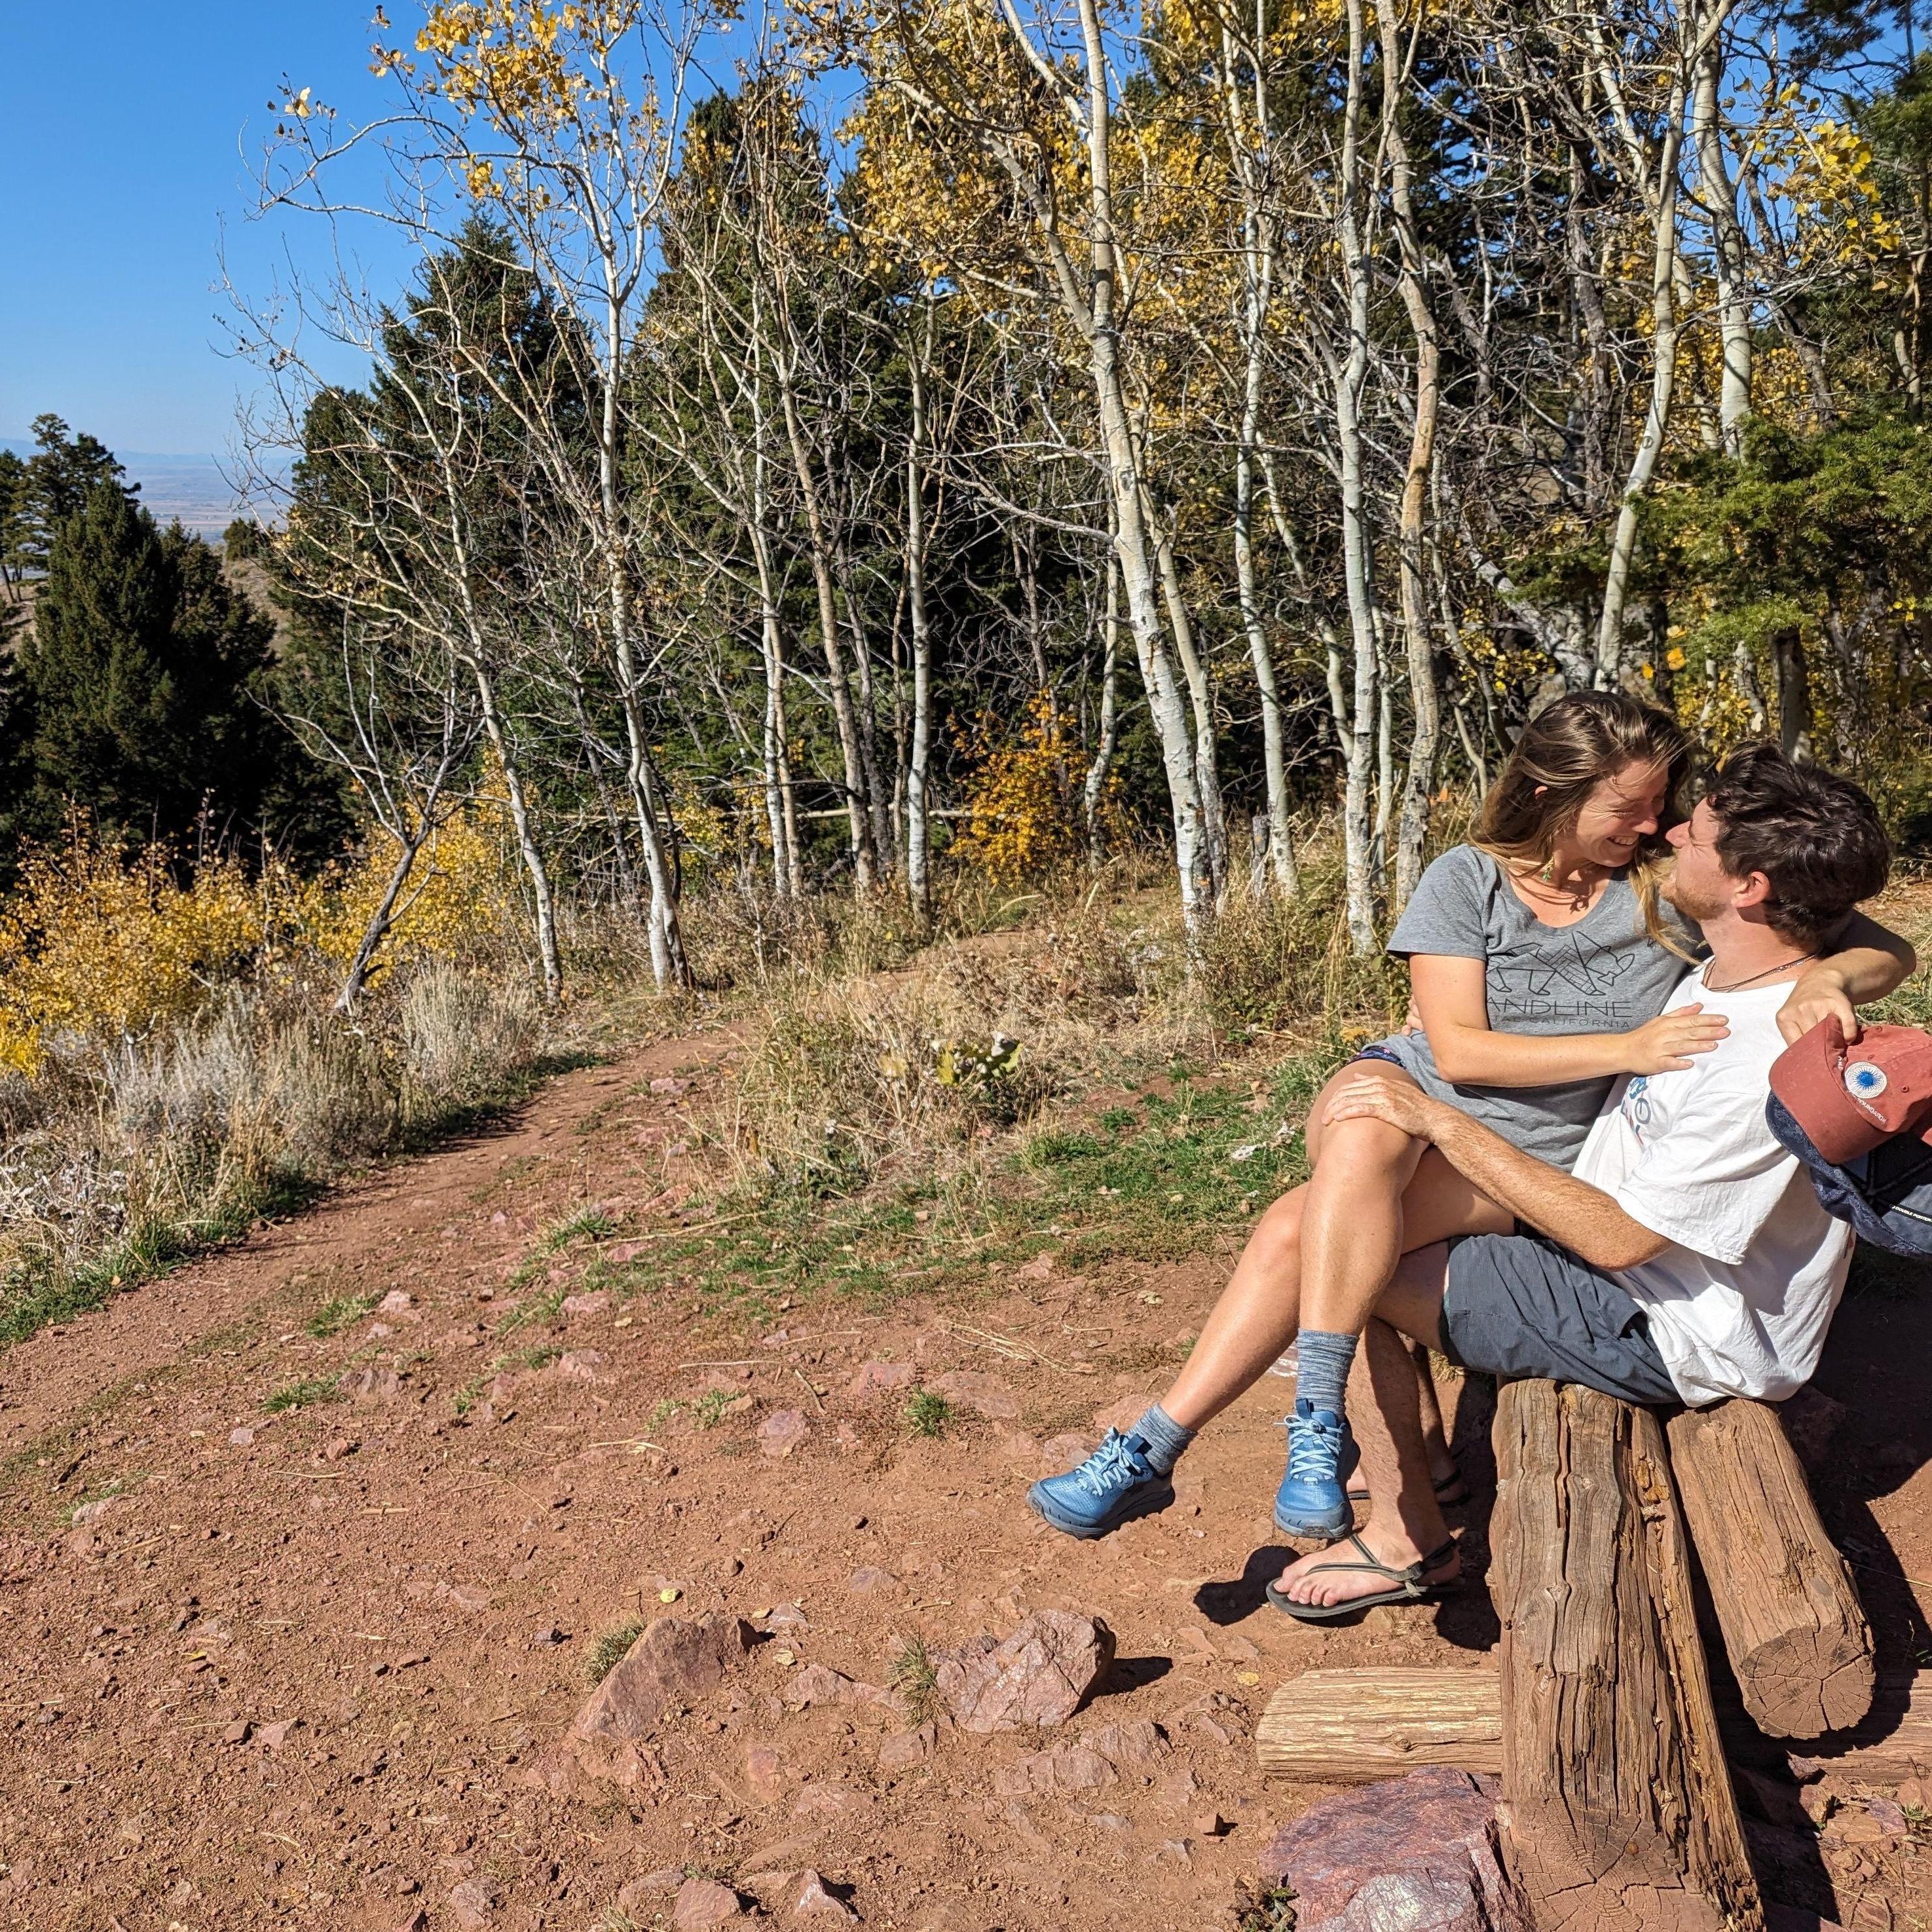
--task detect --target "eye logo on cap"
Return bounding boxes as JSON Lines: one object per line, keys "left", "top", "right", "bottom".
{"left": 1845, "top": 1061, "right": 1889, "bottom": 1101}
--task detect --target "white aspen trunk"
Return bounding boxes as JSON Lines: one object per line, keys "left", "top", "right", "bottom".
{"left": 335, "top": 826, "right": 432, "bottom": 1014}
{"left": 1083, "top": 542, "right": 1122, "bottom": 867}
{"left": 1335, "top": 0, "right": 1381, "bottom": 954}
{"left": 905, "top": 344, "right": 935, "bottom": 926}
{"left": 1219, "top": 19, "right": 1297, "bottom": 899}
{"left": 1070, "top": 0, "right": 1210, "bottom": 932}
{"left": 1151, "top": 501, "right": 1229, "bottom": 902}
{"left": 597, "top": 269, "right": 688, "bottom": 987}
{"left": 1594, "top": 5, "right": 1717, "bottom": 682}
{"left": 747, "top": 325, "right": 802, "bottom": 901}
{"left": 1377, "top": 0, "right": 1445, "bottom": 913}
{"left": 1693, "top": 43, "right": 1752, "bottom": 454}
{"left": 837, "top": 535, "right": 898, "bottom": 879}
{"left": 471, "top": 663, "right": 563, "bottom": 1003}
{"left": 774, "top": 354, "right": 878, "bottom": 891}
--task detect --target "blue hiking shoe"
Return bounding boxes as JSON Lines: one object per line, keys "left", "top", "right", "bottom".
{"left": 1028, "top": 1428, "right": 1175, "bottom": 1540}
{"left": 1274, "top": 1397, "right": 1360, "bottom": 1540}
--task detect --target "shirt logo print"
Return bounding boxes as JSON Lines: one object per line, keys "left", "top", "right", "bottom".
{"left": 1622, "top": 1073, "right": 1654, "bottom": 1146}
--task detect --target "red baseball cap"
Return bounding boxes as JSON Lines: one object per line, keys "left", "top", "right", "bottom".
{"left": 1769, "top": 1016, "right": 1932, "bottom": 1164}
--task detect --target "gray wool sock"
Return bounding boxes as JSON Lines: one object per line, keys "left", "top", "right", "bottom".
{"left": 1128, "top": 1403, "right": 1194, "bottom": 1476}
{"left": 1295, "top": 1329, "right": 1359, "bottom": 1420}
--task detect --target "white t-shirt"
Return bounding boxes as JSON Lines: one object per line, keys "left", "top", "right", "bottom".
{"left": 1572, "top": 965, "right": 1853, "bottom": 1405}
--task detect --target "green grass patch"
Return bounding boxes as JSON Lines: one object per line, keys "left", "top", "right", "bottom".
{"left": 263, "top": 1375, "right": 343, "bottom": 1413}
{"left": 305, "top": 1291, "right": 378, "bottom": 1338}
{"left": 905, "top": 1390, "right": 952, "bottom": 1438}
{"left": 614, "top": 1047, "right": 1343, "bottom": 1326}
{"left": 0, "top": 1172, "right": 323, "bottom": 1352}
{"left": 692, "top": 1388, "right": 736, "bottom": 1430}
{"left": 584, "top": 1620, "right": 644, "bottom": 1686}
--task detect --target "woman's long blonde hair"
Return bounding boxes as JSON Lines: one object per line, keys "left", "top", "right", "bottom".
{"left": 1472, "top": 690, "right": 1694, "bottom": 954}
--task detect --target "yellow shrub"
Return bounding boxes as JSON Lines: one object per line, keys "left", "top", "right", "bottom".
{"left": 0, "top": 837, "right": 266, "bottom": 1073}
{"left": 955, "top": 696, "right": 1103, "bottom": 885}
{"left": 299, "top": 808, "right": 519, "bottom": 972}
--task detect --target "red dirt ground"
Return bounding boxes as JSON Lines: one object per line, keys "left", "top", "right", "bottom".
{"left": 0, "top": 1030, "right": 1927, "bottom": 1931}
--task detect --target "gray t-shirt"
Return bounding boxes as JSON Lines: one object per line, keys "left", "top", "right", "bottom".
{"left": 1365, "top": 844, "right": 1699, "bottom": 1170}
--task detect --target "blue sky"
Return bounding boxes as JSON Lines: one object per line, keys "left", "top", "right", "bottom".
{"left": 0, "top": 5, "right": 411, "bottom": 458}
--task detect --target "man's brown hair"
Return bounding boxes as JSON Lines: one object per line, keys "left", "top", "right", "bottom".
{"left": 1704, "top": 744, "right": 1891, "bottom": 948}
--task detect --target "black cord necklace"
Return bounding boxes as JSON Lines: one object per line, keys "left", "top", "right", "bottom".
{"left": 1703, "top": 951, "right": 1818, "bottom": 994}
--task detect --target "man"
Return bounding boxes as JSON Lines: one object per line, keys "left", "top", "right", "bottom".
{"left": 1029, "top": 746, "right": 1901, "bottom": 1619}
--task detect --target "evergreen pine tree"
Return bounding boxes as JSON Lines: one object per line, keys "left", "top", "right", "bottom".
{"left": 20, "top": 482, "right": 279, "bottom": 850}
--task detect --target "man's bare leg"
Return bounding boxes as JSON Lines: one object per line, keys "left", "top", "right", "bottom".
{"left": 1274, "top": 1245, "right": 1464, "bottom": 1608}
{"left": 1350, "top": 1339, "right": 1458, "bottom": 1503}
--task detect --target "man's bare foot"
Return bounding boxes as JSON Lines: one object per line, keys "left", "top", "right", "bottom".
{"left": 1272, "top": 1525, "right": 1460, "bottom": 1611}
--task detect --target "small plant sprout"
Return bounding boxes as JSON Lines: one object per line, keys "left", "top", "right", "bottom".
{"left": 693, "top": 1388, "right": 735, "bottom": 1430}
{"left": 263, "top": 1375, "right": 343, "bottom": 1413}
{"left": 305, "top": 1290, "right": 378, "bottom": 1337}
{"left": 904, "top": 1390, "right": 952, "bottom": 1438}
{"left": 887, "top": 1633, "right": 942, "bottom": 1722}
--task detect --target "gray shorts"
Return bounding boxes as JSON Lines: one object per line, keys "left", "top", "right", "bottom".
{"left": 1439, "top": 1232, "right": 1678, "bottom": 1407}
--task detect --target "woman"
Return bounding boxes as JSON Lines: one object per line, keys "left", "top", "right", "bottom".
{"left": 1029, "top": 695, "right": 1913, "bottom": 1586}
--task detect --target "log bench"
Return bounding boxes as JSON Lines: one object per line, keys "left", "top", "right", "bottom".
{"left": 1256, "top": 1381, "right": 1882, "bottom": 1931}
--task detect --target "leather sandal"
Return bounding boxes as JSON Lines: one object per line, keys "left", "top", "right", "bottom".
{"left": 1265, "top": 1534, "right": 1459, "bottom": 1622}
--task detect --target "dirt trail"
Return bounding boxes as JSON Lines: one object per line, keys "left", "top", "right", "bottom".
{"left": 0, "top": 1023, "right": 1926, "bottom": 1932}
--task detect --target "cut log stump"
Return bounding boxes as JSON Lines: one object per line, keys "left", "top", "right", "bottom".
{"left": 1667, "top": 1398, "right": 1874, "bottom": 1739}
{"left": 1492, "top": 1379, "right": 1764, "bottom": 1931}
{"left": 1255, "top": 1667, "right": 1502, "bottom": 1783}
{"left": 1789, "top": 1669, "right": 1932, "bottom": 1781}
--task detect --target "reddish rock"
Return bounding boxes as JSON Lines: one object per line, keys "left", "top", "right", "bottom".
{"left": 256, "top": 1718, "right": 297, "bottom": 1751}
{"left": 322, "top": 1436, "right": 359, "bottom": 1462}
{"left": 339, "top": 1366, "right": 401, "bottom": 1402}
{"left": 615, "top": 1870, "right": 686, "bottom": 1912}
{"left": 1092, "top": 1392, "right": 1153, "bottom": 1436}
{"left": 781, "top": 1663, "right": 895, "bottom": 1713}
{"left": 846, "top": 1567, "right": 899, "bottom": 1595}
{"left": 556, "top": 1349, "right": 608, "bottom": 1382}
{"left": 925, "top": 1370, "right": 1020, "bottom": 1419}
{"left": 221, "top": 1719, "right": 252, "bottom": 1745}
{"left": 377, "top": 1289, "right": 415, "bottom": 1314}
{"left": 672, "top": 1876, "right": 746, "bottom": 1928}
{"left": 844, "top": 1360, "right": 914, "bottom": 1403}
{"left": 790, "top": 1785, "right": 867, "bottom": 1819}
{"left": 561, "top": 1291, "right": 612, "bottom": 1318}
{"left": 935, "top": 1610, "right": 1115, "bottom": 1733}
{"left": 1257, "top": 1768, "right": 1532, "bottom": 1932}
{"left": 744, "top": 1743, "right": 787, "bottom": 1802}
{"left": 793, "top": 1870, "right": 859, "bottom": 1921}
{"left": 1085, "top": 1718, "right": 1168, "bottom": 1767}
{"left": 1039, "top": 1432, "right": 1094, "bottom": 1472}
{"left": 568, "top": 1615, "right": 754, "bottom": 1789}
{"left": 227, "top": 1427, "right": 255, "bottom": 1448}
{"left": 877, "top": 1724, "right": 937, "bottom": 1772}
{"left": 447, "top": 1875, "right": 501, "bottom": 1927}
{"left": 994, "top": 1745, "right": 1117, "bottom": 1795}
{"left": 758, "top": 1409, "right": 813, "bottom": 1458}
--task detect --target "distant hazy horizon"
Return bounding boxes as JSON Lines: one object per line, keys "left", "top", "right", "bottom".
{"left": 1, "top": 437, "right": 277, "bottom": 542}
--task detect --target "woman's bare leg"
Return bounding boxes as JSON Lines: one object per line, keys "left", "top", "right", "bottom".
{"left": 1296, "top": 1061, "right": 1431, "bottom": 1343}
{"left": 1158, "top": 1150, "right": 1507, "bottom": 1434}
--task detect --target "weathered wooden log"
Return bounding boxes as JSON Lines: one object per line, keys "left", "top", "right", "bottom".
{"left": 1255, "top": 1667, "right": 1502, "bottom": 1783}
{"left": 1666, "top": 1398, "right": 1875, "bottom": 1739}
{"left": 1492, "top": 1379, "right": 1764, "bottom": 1931}
{"left": 1789, "top": 1669, "right": 1932, "bottom": 1781}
